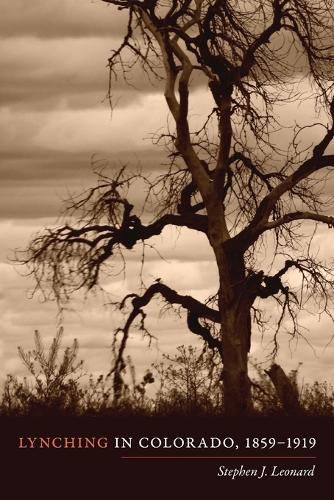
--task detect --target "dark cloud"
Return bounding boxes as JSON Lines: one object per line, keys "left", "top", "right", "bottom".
{"left": 0, "top": 150, "right": 93, "bottom": 182}
{"left": 0, "top": 187, "right": 69, "bottom": 220}
{"left": 0, "top": 36, "right": 156, "bottom": 110}
{"left": 0, "top": 1, "right": 315, "bottom": 115}
{"left": 0, "top": 148, "right": 166, "bottom": 219}
{"left": 0, "top": 0, "right": 127, "bottom": 38}
{"left": 0, "top": 148, "right": 165, "bottom": 182}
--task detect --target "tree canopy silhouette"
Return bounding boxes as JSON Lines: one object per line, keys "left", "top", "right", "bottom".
{"left": 20, "top": 0, "right": 334, "bottom": 415}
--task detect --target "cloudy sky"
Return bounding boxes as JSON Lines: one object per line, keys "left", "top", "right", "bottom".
{"left": 1, "top": 0, "right": 334, "bottom": 391}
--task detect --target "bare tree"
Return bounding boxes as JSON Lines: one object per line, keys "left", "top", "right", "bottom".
{"left": 19, "top": 0, "right": 334, "bottom": 415}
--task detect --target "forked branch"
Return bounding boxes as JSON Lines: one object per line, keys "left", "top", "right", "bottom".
{"left": 110, "top": 281, "right": 222, "bottom": 391}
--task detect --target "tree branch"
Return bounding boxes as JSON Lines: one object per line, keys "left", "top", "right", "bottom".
{"left": 120, "top": 282, "right": 220, "bottom": 325}
{"left": 110, "top": 281, "right": 222, "bottom": 387}
{"left": 264, "top": 211, "right": 334, "bottom": 231}
{"left": 239, "top": 152, "right": 334, "bottom": 249}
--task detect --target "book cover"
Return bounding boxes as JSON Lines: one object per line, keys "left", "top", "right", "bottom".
{"left": 0, "top": 0, "right": 333, "bottom": 494}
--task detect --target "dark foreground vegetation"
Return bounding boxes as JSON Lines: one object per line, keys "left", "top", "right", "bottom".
{"left": 1, "top": 329, "right": 333, "bottom": 417}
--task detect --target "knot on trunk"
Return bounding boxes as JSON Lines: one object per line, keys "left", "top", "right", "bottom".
{"left": 257, "top": 274, "right": 288, "bottom": 299}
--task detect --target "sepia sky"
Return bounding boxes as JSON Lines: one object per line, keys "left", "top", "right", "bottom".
{"left": 1, "top": 0, "right": 334, "bottom": 388}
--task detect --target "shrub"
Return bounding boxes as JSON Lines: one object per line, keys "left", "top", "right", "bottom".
{"left": 1, "top": 330, "right": 333, "bottom": 416}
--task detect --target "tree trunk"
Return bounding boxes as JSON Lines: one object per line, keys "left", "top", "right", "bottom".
{"left": 220, "top": 304, "right": 253, "bottom": 415}
{"left": 266, "top": 364, "right": 302, "bottom": 415}
{"left": 216, "top": 244, "right": 253, "bottom": 414}
{"left": 207, "top": 202, "right": 253, "bottom": 415}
